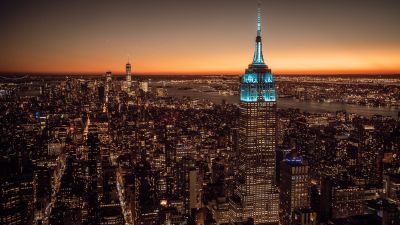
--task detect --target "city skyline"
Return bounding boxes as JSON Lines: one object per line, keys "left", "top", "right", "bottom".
{"left": 1, "top": 0, "right": 400, "bottom": 75}
{"left": 1, "top": 1, "right": 400, "bottom": 225}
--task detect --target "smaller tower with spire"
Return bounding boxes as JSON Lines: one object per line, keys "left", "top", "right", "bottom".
{"left": 126, "top": 56, "right": 132, "bottom": 90}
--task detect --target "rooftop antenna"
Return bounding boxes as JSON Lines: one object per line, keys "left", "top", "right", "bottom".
{"left": 252, "top": 0, "right": 265, "bottom": 65}
{"left": 257, "top": 0, "right": 262, "bottom": 37}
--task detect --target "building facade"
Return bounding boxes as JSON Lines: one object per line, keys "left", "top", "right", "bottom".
{"left": 384, "top": 173, "right": 400, "bottom": 206}
{"left": 320, "top": 177, "right": 364, "bottom": 221}
{"left": 279, "top": 157, "right": 310, "bottom": 225}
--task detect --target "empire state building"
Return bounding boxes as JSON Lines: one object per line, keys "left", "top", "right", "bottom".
{"left": 230, "top": 5, "right": 279, "bottom": 224}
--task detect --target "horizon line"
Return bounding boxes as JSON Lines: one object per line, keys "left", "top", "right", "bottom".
{"left": 1, "top": 72, "right": 400, "bottom": 77}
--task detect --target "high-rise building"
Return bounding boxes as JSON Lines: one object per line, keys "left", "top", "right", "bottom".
{"left": 85, "top": 133, "right": 100, "bottom": 224}
{"left": 35, "top": 166, "right": 52, "bottom": 215}
{"left": 0, "top": 153, "right": 34, "bottom": 225}
{"left": 384, "top": 173, "right": 400, "bottom": 206}
{"left": 0, "top": 176, "right": 24, "bottom": 225}
{"left": 126, "top": 60, "right": 132, "bottom": 91}
{"left": 126, "top": 61, "right": 131, "bottom": 83}
{"left": 189, "top": 169, "right": 202, "bottom": 210}
{"left": 230, "top": 4, "right": 279, "bottom": 224}
{"left": 105, "top": 71, "right": 112, "bottom": 103}
{"left": 279, "top": 156, "right": 310, "bottom": 225}
{"left": 0, "top": 171, "right": 34, "bottom": 225}
{"left": 320, "top": 177, "right": 364, "bottom": 221}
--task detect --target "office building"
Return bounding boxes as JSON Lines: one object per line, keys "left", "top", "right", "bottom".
{"left": 230, "top": 4, "right": 279, "bottom": 224}
{"left": 280, "top": 156, "right": 310, "bottom": 225}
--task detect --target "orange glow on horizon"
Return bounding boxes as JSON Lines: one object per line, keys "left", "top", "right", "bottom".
{"left": 1, "top": 1, "right": 400, "bottom": 76}
{"left": 1, "top": 46, "right": 399, "bottom": 75}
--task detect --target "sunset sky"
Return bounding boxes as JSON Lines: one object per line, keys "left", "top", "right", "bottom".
{"left": 0, "top": 0, "right": 399, "bottom": 75}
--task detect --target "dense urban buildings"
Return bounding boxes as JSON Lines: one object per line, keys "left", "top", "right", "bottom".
{"left": 1, "top": 3, "right": 400, "bottom": 225}
{"left": 1, "top": 71, "right": 400, "bottom": 225}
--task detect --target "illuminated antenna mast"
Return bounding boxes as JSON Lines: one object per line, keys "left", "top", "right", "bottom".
{"left": 257, "top": 0, "right": 261, "bottom": 37}
{"left": 252, "top": 0, "right": 265, "bottom": 65}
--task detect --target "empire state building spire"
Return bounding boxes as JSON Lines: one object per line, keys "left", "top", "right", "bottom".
{"left": 252, "top": 3, "right": 265, "bottom": 65}
{"left": 231, "top": 2, "right": 279, "bottom": 223}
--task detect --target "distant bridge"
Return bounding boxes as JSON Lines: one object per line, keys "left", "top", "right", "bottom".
{"left": 0, "top": 75, "right": 29, "bottom": 80}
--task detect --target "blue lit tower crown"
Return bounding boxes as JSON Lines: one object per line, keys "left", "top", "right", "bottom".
{"left": 240, "top": 7, "right": 276, "bottom": 102}
{"left": 231, "top": 4, "right": 279, "bottom": 224}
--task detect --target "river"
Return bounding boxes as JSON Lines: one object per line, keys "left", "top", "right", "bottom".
{"left": 164, "top": 86, "right": 399, "bottom": 118}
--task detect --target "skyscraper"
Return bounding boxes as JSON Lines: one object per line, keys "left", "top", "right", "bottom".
{"left": 280, "top": 156, "right": 311, "bottom": 225}
{"left": 105, "top": 71, "right": 112, "bottom": 103}
{"left": 230, "top": 4, "right": 279, "bottom": 224}
{"left": 320, "top": 176, "right": 364, "bottom": 221}
{"left": 126, "top": 59, "right": 132, "bottom": 90}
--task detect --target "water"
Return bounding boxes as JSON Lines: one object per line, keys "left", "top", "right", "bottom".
{"left": 165, "top": 86, "right": 399, "bottom": 118}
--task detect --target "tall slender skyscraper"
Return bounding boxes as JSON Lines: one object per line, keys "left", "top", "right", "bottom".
{"left": 230, "top": 4, "right": 279, "bottom": 224}
{"left": 126, "top": 58, "right": 132, "bottom": 89}
{"left": 105, "top": 71, "right": 112, "bottom": 103}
